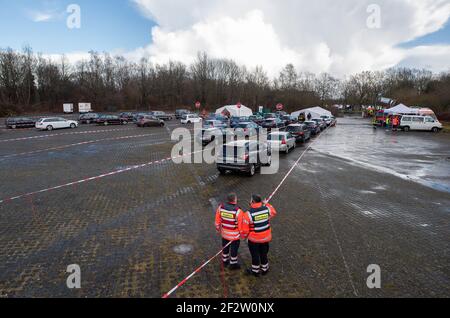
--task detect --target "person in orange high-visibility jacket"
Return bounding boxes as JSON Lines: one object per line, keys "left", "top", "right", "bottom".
{"left": 240, "top": 194, "right": 277, "bottom": 277}
{"left": 215, "top": 193, "right": 245, "bottom": 270}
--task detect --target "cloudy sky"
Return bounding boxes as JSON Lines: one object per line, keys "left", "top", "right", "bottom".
{"left": 1, "top": 0, "right": 449, "bottom": 77}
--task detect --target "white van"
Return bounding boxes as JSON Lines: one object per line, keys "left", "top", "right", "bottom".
{"left": 400, "top": 115, "right": 442, "bottom": 132}
{"left": 181, "top": 114, "right": 202, "bottom": 124}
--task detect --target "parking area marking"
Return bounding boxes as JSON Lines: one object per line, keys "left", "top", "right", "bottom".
{"left": 0, "top": 132, "right": 166, "bottom": 159}
{"left": 0, "top": 150, "right": 203, "bottom": 205}
{"left": 0, "top": 128, "right": 135, "bottom": 143}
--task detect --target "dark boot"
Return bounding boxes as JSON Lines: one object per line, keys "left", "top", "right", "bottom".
{"left": 245, "top": 268, "right": 260, "bottom": 277}
{"left": 229, "top": 263, "right": 241, "bottom": 271}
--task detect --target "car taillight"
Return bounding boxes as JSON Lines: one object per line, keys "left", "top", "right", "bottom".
{"left": 242, "top": 154, "right": 249, "bottom": 161}
{"left": 300, "top": 132, "right": 304, "bottom": 135}
{"left": 281, "top": 139, "right": 286, "bottom": 145}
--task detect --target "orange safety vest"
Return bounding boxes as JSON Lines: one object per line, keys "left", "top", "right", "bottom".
{"left": 241, "top": 203, "right": 277, "bottom": 244}
{"left": 215, "top": 203, "right": 243, "bottom": 241}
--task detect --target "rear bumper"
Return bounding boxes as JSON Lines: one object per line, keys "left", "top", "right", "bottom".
{"left": 217, "top": 163, "right": 253, "bottom": 172}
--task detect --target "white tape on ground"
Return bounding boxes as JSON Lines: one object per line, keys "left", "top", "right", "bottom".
{"left": 0, "top": 128, "right": 135, "bottom": 143}
{"left": 0, "top": 133, "right": 165, "bottom": 159}
{"left": 0, "top": 150, "right": 204, "bottom": 204}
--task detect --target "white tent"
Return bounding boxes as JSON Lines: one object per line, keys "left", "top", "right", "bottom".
{"left": 291, "top": 107, "right": 332, "bottom": 119}
{"left": 216, "top": 105, "right": 253, "bottom": 117}
{"left": 384, "top": 104, "right": 418, "bottom": 115}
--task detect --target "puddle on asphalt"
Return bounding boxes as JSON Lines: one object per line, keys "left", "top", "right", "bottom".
{"left": 312, "top": 118, "right": 450, "bottom": 194}
{"left": 173, "top": 244, "right": 194, "bottom": 255}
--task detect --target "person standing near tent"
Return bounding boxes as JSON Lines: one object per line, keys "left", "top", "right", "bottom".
{"left": 385, "top": 115, "right": 390, "bottom": 129}
{"left": 392, "top": 116, "right": 399, "bottom": 131}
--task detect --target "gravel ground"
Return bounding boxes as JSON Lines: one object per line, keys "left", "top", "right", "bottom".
{"left": 0, "top": 118, "right": 448, "bottom": 298}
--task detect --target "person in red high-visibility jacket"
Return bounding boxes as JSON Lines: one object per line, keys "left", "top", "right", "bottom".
{"left": 240, "top": 194, "right": 277, "bottom": 277}
{"left": 215, "top": 193, "right": 245, "bottom": 270}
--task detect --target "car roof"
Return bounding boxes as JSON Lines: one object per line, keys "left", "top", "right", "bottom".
{"left": 224, "top": 140, "right": 255, "bottom": 147}
{"left": 287, "top": 124, "right": 303, "bottom": 127}
{"left": 269, "top": 131, "right": 289, "bottom": 135}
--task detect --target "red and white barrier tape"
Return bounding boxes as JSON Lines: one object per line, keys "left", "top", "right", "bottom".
{"left": 0, "top": 150, "right": 203, "bottom": 204}
{"left": 162, "top": 127, "right": 332, "bottom": 298}
{"left": 0, "top": 128, "right": 134, "bottom": 143}
{"left": 0, "top": 133, "right": 164, "bottom": 159}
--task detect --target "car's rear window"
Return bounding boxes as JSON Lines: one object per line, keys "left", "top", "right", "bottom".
{"left": 222, "top": 145, "right": 248, "bottom": 157}
{"left": 268, "top": 134, "right": 284, "bottom": 141}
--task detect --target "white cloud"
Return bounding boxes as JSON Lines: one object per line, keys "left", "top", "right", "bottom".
{"left": 29, "top": 11, "right": 53, "bottom": 22}
{"left": 130, "top": 0, "right": 450, "bottom": 76}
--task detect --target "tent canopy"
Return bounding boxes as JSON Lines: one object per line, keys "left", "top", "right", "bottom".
{"left": 384, "top": 104, "right": 418, "bottom": 115}
{"left": 216, "top": 105, "right": 253, "bottom": 117}
{"left": 291, "top": 107, "right": 332, "bottom": 119}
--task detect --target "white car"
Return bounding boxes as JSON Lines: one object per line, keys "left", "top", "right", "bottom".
{"left": 400, "top": 116, "right": 443, "bottom": 132}
{"left": 36, "top": 118, "right": 78, "bottom": 131}
{"left": 268, "top": 132, "right": 296, "bottom": 154}
{"left": 181, "top": 114, "right": 202, "bottom": 124}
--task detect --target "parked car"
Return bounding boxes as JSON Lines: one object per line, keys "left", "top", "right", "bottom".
{"left": 133, "top": 112, "right": 150, "bottom": 122}
{"left": 136, "top": 115, "right": 165, "bottom": 127}
{"left": 197, "top": 128, "right": 232, "bottom": 146}
{"left": 281, "top": 115, "right": 298, "bottom": 126}
{"left": 268, "top": 132, "right": 296, "bottom": 154}
{"left": 312, "top": 118, "right": 327, "bottom": 131}
{"left": 249, "top": 115, "right": 265, "bottom": 125}
{"left": 181, "top": 114, "right": 202, "bottom": 124}
{"left": 35, "top": 118, "right": 78, "bottom": 131}
{"left": 119, "top": 112, "right": 135, "bottom": 121}
{"left": 400, "top": 116, "right": 443, "bottom": 132}
{"left": 229, "top": 117, "right": 251, "bottom": 128}
{"left": 303, "top": 121, "right": 321, "bottom": 135}
{"left": 261, "top": 118, "right": 286, "bottom": 132}
{"left": 320, "top": 115, "right": 337, "bottom": 127}
{"left": 175, "top": 109, "right": 190, "bottom": 119}
{"left": 286, "top": 124, "right": 311, "bottom": 143}
{"left": 96, "top": 115, "right": 128, "bottom": 126}
{"left": 79, "top": 113, "right": 100, "bottom": 124}
{"left": 264, "top": 113, "right": 277, "bottom": 119}
{"left": 5, "top": 117, "right": 36, "bottom": 129}
{"left": 203, "top": 119, "right": 228, "bottom": 129}
{"left": 153, "top": 111, "right": 173, "bottom": 121}
{"left": 235, "top": 122, "right": 261, "bottom": 138}
{"left": 217, "top": 140, "right": 271, "bottom": 177}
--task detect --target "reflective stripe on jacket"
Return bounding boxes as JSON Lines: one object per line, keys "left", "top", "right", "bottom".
{"left": 215, "top": 203, "right": 244, "bottom": 241}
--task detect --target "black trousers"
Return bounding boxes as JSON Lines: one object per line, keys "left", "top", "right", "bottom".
{"left": 248, "top": 241, "right": 270, "bottom": 273}
{"left": 222, "top": 239, "right": 240, "bottom": 264}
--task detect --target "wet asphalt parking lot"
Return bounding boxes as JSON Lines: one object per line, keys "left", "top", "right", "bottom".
{"left": 0, "top": 117, "right": 449, "bottom": 298}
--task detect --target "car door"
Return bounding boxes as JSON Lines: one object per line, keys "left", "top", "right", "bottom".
{"left": 412, "top": 117, "right": 424, "bottom": 130}
{"left": 286, "top": 133, "right": 295, "bottom": 148}
{"left": 60, "top": 118, "right": 70, "bottom": 128}
{"left": 50, "top": 118, "right": 61, "bottom": 129}
{"left": 424, "top": 117, "right": 435, "bottom": 131}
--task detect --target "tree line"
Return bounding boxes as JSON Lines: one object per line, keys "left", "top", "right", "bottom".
{"left": 0, "top": 47, "right": 449, "bottom": 118}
